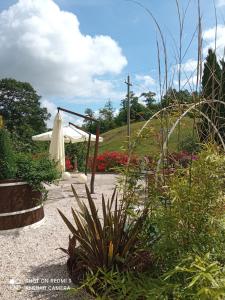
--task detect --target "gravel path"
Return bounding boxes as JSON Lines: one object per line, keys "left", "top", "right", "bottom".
{"left": 0, "top": 174, "right": 117, "bottom": 300}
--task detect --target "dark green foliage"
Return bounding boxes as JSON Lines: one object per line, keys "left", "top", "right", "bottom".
{"left": 161, "top": 88, "right": 193, "bottom": 107}
{"left": 0, "top": 128, "right": 16, "bottom": 179}
{"left": 15, "top": 153, "right": 60, "bottom": 192}
{"left": 200, "top": 49, "right": 225, "bottom": 143}
{"left": 98, "top": 100, "right": 116, "bottom": 133}
{"left": 0, "top": 128, "right": 59, "bottom": 186}
{"left": 115, "top": 92, "right": 146, "bottom": 126}
{"left": 65, "top": 143, "right": 86, "bottom": 172}
{"left": 58, "top": 185, "right": 150, "bottom": 283}
{"left": 0, "top": 78, "right": 50, "bottom": 149}
{"left": 140, "top": 91, "right": 160, "bottom": 118}
{"left": 202, "top": 49, "right": 221, "bottom": 101}
{"left": 83, "top": 108, "right": 97, "bottom": 134}
{"left": 83, "top": 101, "right": 116, "bottom": 134}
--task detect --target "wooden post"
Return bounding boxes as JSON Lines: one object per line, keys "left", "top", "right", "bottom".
{"left": 90, "top": 124, "right": 100, "bottom": 194}
{"left": 85, "top": 132, "right": 91, "bottom": 175}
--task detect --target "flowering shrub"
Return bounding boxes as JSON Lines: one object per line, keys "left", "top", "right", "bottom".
{"left": 65, "top": 157, "right": 73, "bottom": 171}
{"left": 89, "top": 151, "right": 197, "bottom": 173}
{"left": 90, "top": 151, "right": 138, "bottom": 172}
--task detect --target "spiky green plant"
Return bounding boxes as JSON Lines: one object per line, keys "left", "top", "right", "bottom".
{"left": 58, "top": 184, "right": 150, "bottom": 283}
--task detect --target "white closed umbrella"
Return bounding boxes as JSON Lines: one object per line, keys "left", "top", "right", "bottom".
{"left": 49, "top": 112, "right": 65, "bottom": 173}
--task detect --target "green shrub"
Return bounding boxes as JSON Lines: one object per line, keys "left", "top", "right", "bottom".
{"left": 0, "top": 129, "right": 59, "bottom": 189}
{"left": 70, "top": 254, "right": 225, "bottom": 299}
{"left": 70, "top": 268, "right": 169, "bottom": 300}
{"left": 0, "top": 128, "right": 16, "bottom": 179}
{"left": 15, "top": 153, "right": 60, "bottom": 192}
{"left": 163, "top": 253, "right": 225, "bottom": 299}
{"left": 152, "top": 146, "right": 225, "bottom": 264}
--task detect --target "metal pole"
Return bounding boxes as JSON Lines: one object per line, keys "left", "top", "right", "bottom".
{"left": 90, "top": 123, "right": 100, "bottom": 194}
{"left": 125, "top": 75, "right": 132, "bottom": 153}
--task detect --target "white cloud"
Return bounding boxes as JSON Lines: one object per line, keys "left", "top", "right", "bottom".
{"left": 135, "top": 74, "right": 155, "bottom": 87}
{"left": 134, "top": 74, "right": 156, "bottom": 104}
{"left": 41, "top": 99, "right": 57, "bottom": 128}
{"left": 216, "top": 0, "right": 225, "bottom": 7}
{"left": 41, "top": 99, "right": 83, "bottom": 128}
{"left": 134, "top": 74, "right": 156, "bottom": 99}
{"left": 203, "top": 25, "right": 225, "bottom": 58}
{"left": 181, "top": 59, "right": 197, "bottom": 73}
{"left": 0, "top": 0, "right": 127, "bottom": 101}
{"left": 113, "top": 108, "right": 119, "bottom": 116}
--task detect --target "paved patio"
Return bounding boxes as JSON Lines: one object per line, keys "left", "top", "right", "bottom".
{"left": 0, "top": 174, "right": 117, "bottom": 300}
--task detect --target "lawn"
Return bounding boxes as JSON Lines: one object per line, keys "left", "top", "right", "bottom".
{"left": 99, "top": 117, "right": 195, "bottom": 156}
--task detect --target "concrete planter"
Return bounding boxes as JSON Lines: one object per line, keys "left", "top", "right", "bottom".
{"left": 0, "top": 180, "right": 44, "bottom": 230}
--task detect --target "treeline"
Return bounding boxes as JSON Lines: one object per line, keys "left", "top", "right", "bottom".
{"left": 83, "top": 89, "right": 195, "bottom": 134}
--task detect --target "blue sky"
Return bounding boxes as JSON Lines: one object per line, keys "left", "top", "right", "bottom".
{"left": 0, "top": 0, "right": 225, "bottom": 126}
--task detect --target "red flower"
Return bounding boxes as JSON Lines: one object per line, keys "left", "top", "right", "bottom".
{"left": 88, "top": 151, "right": 139, "bottom": 172}
{"left": 65, "top": 158, "right": 73, "bottom": 170}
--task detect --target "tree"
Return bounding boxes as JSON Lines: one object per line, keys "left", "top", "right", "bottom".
{"left": 0, "top": 78, "right": 50, "bottom": 146}
{"left": 161, "top": 88, "right": 192, "bottom": 107}
{"left": 115, "top": 92, "right": 146, "bottom": 126}
{"left": 202, "top": 49, "right": 221, "bottom": 100}
{"left": 98, "top": 100, "right": 116, "bottom": 133}
{"left": 83, "top": 108, "right": 97, "bottom": 133}
{"left": 140, "top": 91, "right": 159, "bottom": 118}
{"left": 141, "top": 91, "right": 156, "bottom": 107}
{"left": 200, "top": 49, "right": 223, "bottom": 142}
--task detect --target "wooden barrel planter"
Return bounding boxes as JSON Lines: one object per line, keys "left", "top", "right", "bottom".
{"left": 0, "top": 180, "right": 44, "bottom": 230}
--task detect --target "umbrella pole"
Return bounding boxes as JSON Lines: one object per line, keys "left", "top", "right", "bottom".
{"left": 90, "top": 124, "right": 100, "bottom": 194}
{"left": 85, "top": 132, "right": 91, "bottom": 175}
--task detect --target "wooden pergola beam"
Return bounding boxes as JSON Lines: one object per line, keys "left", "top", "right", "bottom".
{"left": 57, "top": 107, "right": 97, "bottom": 122}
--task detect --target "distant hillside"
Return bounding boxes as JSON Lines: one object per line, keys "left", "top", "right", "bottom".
{"left": 99, "top": 117, "right": 195, "bottom": 156}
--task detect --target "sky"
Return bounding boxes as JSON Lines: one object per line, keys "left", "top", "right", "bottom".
{"left": 0, "top": 0, "right": 225, "bottom": 126}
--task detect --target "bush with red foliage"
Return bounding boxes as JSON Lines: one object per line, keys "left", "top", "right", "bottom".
{"left": 65, "top": 157, "right": 73, "bottom": 171}
{"left": 90, "top": 151, "right": 138, "bottom": 172}
{"left": 90, "top": 150, "right": 197, "bottom": 173}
